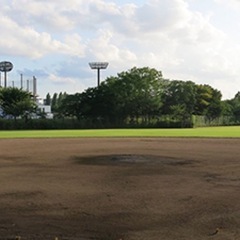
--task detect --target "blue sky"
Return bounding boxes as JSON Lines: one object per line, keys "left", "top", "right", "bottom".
{"left": 1, "top": 0, "right": 240, "bottom": 100}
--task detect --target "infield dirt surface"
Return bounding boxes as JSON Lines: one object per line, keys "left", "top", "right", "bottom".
{"left": 0, "top": 138, "right": 239, "bottom": 240}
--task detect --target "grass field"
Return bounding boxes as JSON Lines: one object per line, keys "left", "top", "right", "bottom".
{"left": 0, "top": 126, "right": 240, "bottom": 138}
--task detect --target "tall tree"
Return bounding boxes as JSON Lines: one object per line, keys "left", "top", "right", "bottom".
{"left": 195, "top": 84, "right": 222, "bottom": 119}
{"left": 59, "top": 93, "right": 84, "bottom": 120}
{"left": 104, "top": 67, "right": 165, "bottom": 123}
{"left": 0, "top": 87, "right": 37, "bottom": 120}
{"left": 51, "top": 93, "right": 58, "bottom": 113}
{"left": 227, "top": 92, "right": 240, "bottom": 121}
{"left": 162, "top": 80, "right": 197, "bottom": 118}
{"left": 44, "top": 93, "right": 51, "bottom": 105}
{"left": 60, "top": 67, "right": 165, "bottom": 125}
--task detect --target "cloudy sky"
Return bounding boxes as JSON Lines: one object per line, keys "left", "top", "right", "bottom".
{"left": 0, "top": 0, "right": 240, "bottom": 100}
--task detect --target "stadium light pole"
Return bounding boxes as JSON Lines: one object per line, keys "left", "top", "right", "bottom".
{"left": 89, "top": 62, "right": 109, "bottom": 87}
{"left": 0, "top": 61, "right": 13, "bottom": 88}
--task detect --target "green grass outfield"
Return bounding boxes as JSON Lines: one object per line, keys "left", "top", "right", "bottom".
{"left": 0, "top": 126, "right": 240, "bottom": 138}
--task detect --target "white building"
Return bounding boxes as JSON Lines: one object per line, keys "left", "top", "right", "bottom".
{"left": 37, "top": 103, "right": 53, "bottom": 119}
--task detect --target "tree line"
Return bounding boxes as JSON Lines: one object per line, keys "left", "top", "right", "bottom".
{"left": 45, "top": 67, "right": 240, "bottom": 128}
{"left": 0, "top": 66, "right": 240, "bottom": 129}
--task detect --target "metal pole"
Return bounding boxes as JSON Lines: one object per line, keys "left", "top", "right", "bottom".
{"left": 4, "top": 71, "right": 7, "bottom": 88}
{"left": 20, "top": 73, "right": 23, "bottom": 89}
{"left": 27, "top": 79, "right": 29, "bottom": 92}
{"left": 33, "top": 76, "right": 37, "bottom": 101}
{"left": 97, "top": 68, "right": 100, "bottom": 87}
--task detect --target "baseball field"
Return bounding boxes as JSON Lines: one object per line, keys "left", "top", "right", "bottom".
{"left": 0, "top": 127, "right": 239, "bottom": 239}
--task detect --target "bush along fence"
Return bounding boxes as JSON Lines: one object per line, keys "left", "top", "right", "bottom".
{"left": 0, "top": 115, "right": 239, "bottom": 130}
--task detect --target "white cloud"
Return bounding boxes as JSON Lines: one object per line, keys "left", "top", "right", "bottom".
{"left": 49, "top": 73, "right": 76, "bottom": 85}
{"left": 0, "top": 14, "right": 86, "bottom": 59}
{"left": 135, "top": 0, "right": 190, "bottom": 33}
{"left": 63, "top": 34, "right": 86, "bottom": 57}
{"left": 1, "top": 0, "right": 240, "bottom": 99}
{"left": 45, "top": 73, "right": 88, "bottom": 96}
{"left": 9, "top": 0, "right": 78, "bottom": 30}
{"left": 88, "top": 29, "right": 137, "bottom": 66}
{"left": 214, "top": 0, "right": 240, "bottom": 9}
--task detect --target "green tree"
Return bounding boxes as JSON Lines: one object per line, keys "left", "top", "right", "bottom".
{"left": 162, "top": 80, "right": 197, "bottom": 118}
{"left": 44, "top": 93, "right": 51, "bottom": 105}
{"left": 60, "top": 67, "right": 165, "bottom": 126}
{"left": 104, "top": 67, "right": 165, "bottom": 124}
{"left": 59, "top": 93, "right": 83, "bottom": 120}
{"left": 206, "top": 89, "right": 222, "bottom": 120}
{"left": 195, "top": 84, "right": 222, "bottom": 119}
{"left": 195, "top": 84, "right": 214, "bottom": 115}
{"left": 0, "top": 87, "right": 37, "bottom": 120}
{"left": 55, "top": 92, "right": 67, "bottom": 118}
{"left": 227, "top": 92, "right": 240, "bottom": 121}
{"left": 83, "top": 84, "right": 120, "bottom": 123}
{"left": 51, "top": 93, "right": 58, "bottom": 113}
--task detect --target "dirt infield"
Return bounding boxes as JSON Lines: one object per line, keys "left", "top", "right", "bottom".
{"left": 0, "top": 138, "right": 239, "bottom": 240}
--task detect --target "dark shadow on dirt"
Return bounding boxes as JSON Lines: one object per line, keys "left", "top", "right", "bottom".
{"left": 73, "top": 154, "right": 198, "bottom": 167}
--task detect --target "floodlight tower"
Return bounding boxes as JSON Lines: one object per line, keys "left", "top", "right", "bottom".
{"left": 0, "top": 61, "right": 13, "bottom": 88}
{"left": 89, "top": 62, "right": 109, "bottom": 87}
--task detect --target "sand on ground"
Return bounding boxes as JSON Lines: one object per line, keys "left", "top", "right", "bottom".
{"left": 0, "top": 138, "right": 239, "bottom": 240}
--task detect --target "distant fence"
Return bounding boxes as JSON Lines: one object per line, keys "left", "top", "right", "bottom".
{"left": 192, "top": 115, "right": 239, "bottom": 127}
